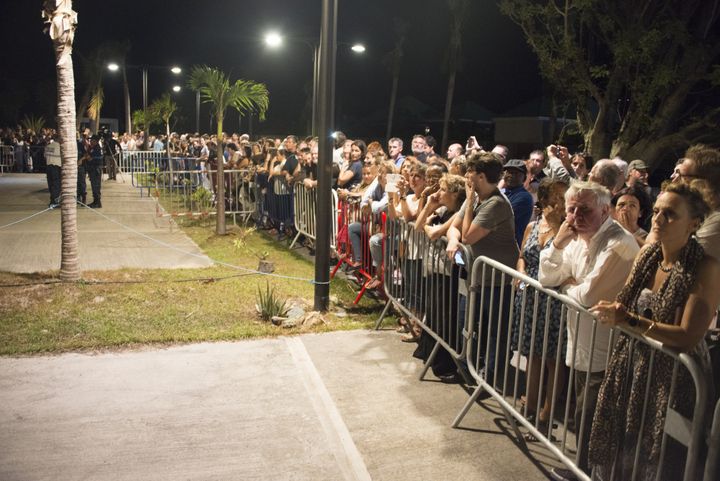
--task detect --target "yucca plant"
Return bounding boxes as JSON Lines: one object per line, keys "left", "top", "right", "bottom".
{"left": 256, "top": 281, "right": 289, "bottom": 322}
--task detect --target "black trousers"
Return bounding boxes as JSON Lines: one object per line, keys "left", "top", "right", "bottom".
{"left": 46, "top": 165, "right": 61, "bottom": 204}
{"left": 87, "top": 161, "right": 102, "bottom": 201}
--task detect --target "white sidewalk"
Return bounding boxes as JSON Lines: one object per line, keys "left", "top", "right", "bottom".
{"left": 0, "top": 330, "right": 556, "bottom": 481}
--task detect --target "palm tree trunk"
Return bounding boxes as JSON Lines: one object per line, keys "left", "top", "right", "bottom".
{"left": 441, "top": 70, "right": 456, "bottom": 154}
{"left": 215, "top": 117, "right": 226, "bottom": 235}
{"left": 385, "top": 73, "right": 399, "bottom": 142}
{"left": 45, "top": 0, "right": 80, "bottom": 281}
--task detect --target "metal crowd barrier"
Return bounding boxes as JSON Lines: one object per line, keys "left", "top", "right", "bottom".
{"left": 119, "top": 150, "right": 165, "bottom": 173}
{"left": 0, "top": 145, "right": 13, "bottom": 173}
{"left": 375, "top": 216, "right": 474, "bottom": 382}
{"left": 706, "top": 398, "right": 720, "bottom": 481}
{"left": 451, "top": 255, "right": 711, "bottom": 481}
{"left": 152, "top": 168, "right": 258, "bottom": 225}
{"left": 331, "top": 198, "right": 386, "bottom": 303}
{"left": 260, "top": 176, "right": 294, "bottom": 235}
{"left": 290, "top": 185, "right": 339, "bottom": 251}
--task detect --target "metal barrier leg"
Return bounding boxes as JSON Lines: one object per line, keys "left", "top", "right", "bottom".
{"left": 452, "top": 383, "right": 488, "bottom": 428}
{"left": 289, "top": 230, "right": 302, "bottom": 249}
{"left": 374, "top": 299, "right": 393, "bottom": 330}
{"left": 419, "top": 341, "right": 441, "bottom": 381}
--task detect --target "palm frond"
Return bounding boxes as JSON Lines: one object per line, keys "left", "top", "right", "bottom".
{"left": 149, "top": 93, "right": 178, "bottom": 123}
{"left": 20, "top": 115, "right": 46, "bottom": 134}
{"left": 87, "top": 86, "right": 104, "bottom": 120}
{"left": 188, "top": 65, "right": 270, "bottom": 124}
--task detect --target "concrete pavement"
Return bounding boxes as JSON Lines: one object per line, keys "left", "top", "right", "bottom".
{"left": 0, "top": 173, "right": 212, "bottom": 273}
{"left": 0, "top": 330, "right": 558, "bottom": 481}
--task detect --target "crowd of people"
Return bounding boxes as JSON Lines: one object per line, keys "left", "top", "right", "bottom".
{"left": 3, "top": 121, "right": 719, "bottom": 479}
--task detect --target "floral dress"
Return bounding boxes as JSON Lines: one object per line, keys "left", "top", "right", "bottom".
{"left": 510, "top": 220, "right": 565, "bottom": 359}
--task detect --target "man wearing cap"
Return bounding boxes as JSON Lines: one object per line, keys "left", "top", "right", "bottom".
{"left": 626, "top": 159, "right": 649, "bottom": 188}
{"left": 502, "top": 158, "right": 534, "bottom": 247}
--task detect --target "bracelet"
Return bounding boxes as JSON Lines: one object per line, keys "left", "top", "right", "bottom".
{"left": 626, "top": 311, "right": 639, "bottom": 327}
{"left": 644, "top": 321, "right": 657, "bottom": 336}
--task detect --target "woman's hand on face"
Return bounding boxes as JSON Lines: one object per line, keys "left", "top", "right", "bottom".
{"left": 590, "top": 301, "right": 627, "bottom": 327}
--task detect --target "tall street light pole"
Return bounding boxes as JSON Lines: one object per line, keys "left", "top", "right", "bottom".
{"left": 196, "top": 90, "right": 201, "bottom": 134}
{"left": 314, "top": 0, "right": 338, "bottom": 312}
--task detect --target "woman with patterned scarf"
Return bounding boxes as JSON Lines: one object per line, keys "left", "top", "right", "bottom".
{"left": 587, "top": 182, "right": 720, "bottom": 481}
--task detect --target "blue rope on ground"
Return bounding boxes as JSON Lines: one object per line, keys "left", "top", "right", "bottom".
{"left": 0, "top": 207, "right": 53, "bottom": 230}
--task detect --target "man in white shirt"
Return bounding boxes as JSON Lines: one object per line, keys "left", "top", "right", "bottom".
{"left": 539, "top": 181, "right": 638, "bottom": 480}
{"left": 44, "top": 135, "right": 62, "bottom": 208}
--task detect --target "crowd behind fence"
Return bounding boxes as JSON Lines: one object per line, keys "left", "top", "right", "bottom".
{"left": 46, "top": 148, "right": 720, "bottom": 480}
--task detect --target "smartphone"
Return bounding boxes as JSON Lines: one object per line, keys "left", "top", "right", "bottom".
{"left": 454, "top": 251, "right": 465, "bottom": 266}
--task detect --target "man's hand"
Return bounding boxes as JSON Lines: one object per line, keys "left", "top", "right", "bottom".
{"left": 465, "top": 178, "right": 475, "bottom": 201}
{"left": 553, "top": 219, "right": 577, "bottom": 249}
{"left": 557, "top": 145, "right": 569, "bottom": 162}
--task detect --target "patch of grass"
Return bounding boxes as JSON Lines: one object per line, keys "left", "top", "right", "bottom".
{"left": 0, "top": 224, "right": 386, "bottom": 355}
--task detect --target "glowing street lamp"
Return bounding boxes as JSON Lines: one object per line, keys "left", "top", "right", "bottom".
{"left": 170, "top": 66, "right": 182, "bottom": 75}
{"left": 172, "top": 85, "right": 181, "bottom": 93}
{"left": 107, "top": 62, "right": 120, "bottom": 72}
{"left": 264, "top": 32, "right": 283, "bottom": 48}
{"left": 264, "top": 31, "right": 365, "bottom": 136}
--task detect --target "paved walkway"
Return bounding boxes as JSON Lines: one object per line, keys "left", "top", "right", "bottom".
{"left": 0, "top": 173, "right": 558, "bottom": 480}
{"left": 0, "top": 173, "right": 212, "bottom": 273}
{"left": 0, "top": 330, "right": 557, "bottom": 481}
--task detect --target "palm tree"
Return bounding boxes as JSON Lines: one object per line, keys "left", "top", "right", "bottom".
{"left": 149, "top": 93, "right": 178, "bottom": 177}
{"left": 383, "top": 18, "right": 408, "bottom": 142}
{"left": 42, "top": 0, "right": 80, "bottom": 281}
{"left": 441, "top": 0, "right": 469, "bottom": 153}
{"left": 188, "top": 66, "right": 269, "bottom": 235}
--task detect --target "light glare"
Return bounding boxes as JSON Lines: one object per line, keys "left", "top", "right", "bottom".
{"left": 351, "top": 44, "right": 366, "bottom": 53}
{"left": 172, "top": 85, "right": 181, "bottom": 92}
{"left": 171, "top": 66, "right": 182, "bottom": 74}
{"left": 265, "top": 32, "right": 283, "bottom": 48}
{"left": 107, "top": 63, "right": 120, "bottom": 72}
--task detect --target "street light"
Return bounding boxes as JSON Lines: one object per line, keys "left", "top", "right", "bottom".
{"left": 172, "top": 85, "right": 182, "bottom": 92}
{"left": 106, "top": 62, "right": 183, "bottom": 137}
{"left": 264, "top": 32, "right": 283, "bottom": 48}
{"left": 264, "top": 32, "right": 365, "bottom": 137}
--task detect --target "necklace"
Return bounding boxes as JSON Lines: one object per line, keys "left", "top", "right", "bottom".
{"left": 658, "top": 261, "right": 674, "bottom": 273}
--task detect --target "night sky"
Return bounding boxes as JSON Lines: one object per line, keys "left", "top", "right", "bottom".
{"left": 1, "top": 0, "right": 542, "bottom": 141}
